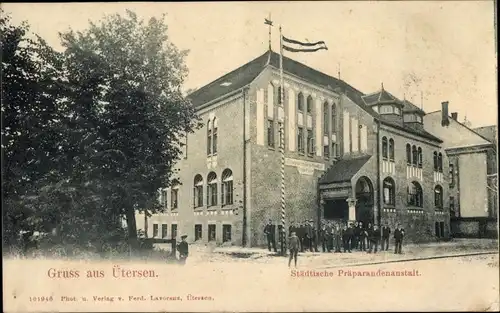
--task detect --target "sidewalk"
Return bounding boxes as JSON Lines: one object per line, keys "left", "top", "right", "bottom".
{"left": 205, "top": 238, "right": 498, "bottom": 267}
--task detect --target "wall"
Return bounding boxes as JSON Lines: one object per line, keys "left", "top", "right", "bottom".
{"left": 377, "top": 123, "right": 450, "bottom": 242}
{"left": 136, "top": 94, "right": 246, "bottom": 245}
{"left": 458, "top": 152, "right": 489, "bottom": 218}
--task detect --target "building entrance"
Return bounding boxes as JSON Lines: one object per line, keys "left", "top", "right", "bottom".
{"left": 323, "top": 198, "right": 349, "bottom": 222}
{"left": 355, "top": 176, "right": 374, "bottom": 225}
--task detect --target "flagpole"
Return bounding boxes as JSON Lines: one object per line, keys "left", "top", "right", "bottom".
{"left": 279, "top": 25, "right": 286, "bottom": 256}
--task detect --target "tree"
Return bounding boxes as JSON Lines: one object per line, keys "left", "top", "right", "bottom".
{"left": 57, "top": 10, "right": 199, "bottom": 248}
{"left": 1, "top": 12, "right": 68, "bottom": 246}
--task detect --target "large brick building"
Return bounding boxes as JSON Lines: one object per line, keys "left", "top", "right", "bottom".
{"left": 138, "top": 50, "right": 452, "bottom": 246}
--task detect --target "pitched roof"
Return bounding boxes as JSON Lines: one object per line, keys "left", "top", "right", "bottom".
{"left": 188, "top": 49, "right": 441, "bottom": 143}
{"left": 473, "top": 125, "right": 497, "bottom": 144}
{"left": 361, "top": 89, "right": 402, "bottom": 106}
{"left": 319, "top": 155, "right": 372, "bottom": 184}
{"left": 401, "top": 99, "right": 425, "bottom": 114}
{"left": 187, "top": 52, "right": 271, "bottom": 107}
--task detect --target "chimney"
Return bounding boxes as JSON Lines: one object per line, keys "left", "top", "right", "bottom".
{"left": 441, "top": 101, "right": 450, "bottom": 127}
{"left": 451, "top": 112, "right": 458, "bottom": 121}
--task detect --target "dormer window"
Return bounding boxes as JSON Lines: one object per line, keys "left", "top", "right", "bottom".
{"left": 394, "top": 107, "right": 401, "bottom": 115}
{"left": 403, "top": 113, "right": 423, "bottom": 124}
{"left": 380, "top": 105, "right": 394, "bottom": 114}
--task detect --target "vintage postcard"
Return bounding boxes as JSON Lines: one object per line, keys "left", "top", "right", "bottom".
{"left": 2, "top": 1, "right": 499, "bottom": 312}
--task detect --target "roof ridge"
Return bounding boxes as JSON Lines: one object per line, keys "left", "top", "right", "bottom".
{"left": 188, "top": 51, "right": 269, "bottom": 99}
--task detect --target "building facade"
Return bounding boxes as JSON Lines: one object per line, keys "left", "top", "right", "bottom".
{"left": 137, "top": 50, "right": 452, "bottom": 246}
{"left": 424, "top": 111, "right": 498, "bottom": 238}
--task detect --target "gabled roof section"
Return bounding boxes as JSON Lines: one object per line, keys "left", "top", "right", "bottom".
{"left": 187, "top": 51, "right": 271, "bottom": 107}
{"left": 402, "top": 99, "right": 425, "bottom": 114}
{"left": 319, "top": 155, "right": 372, "bottom": 184}
{"left": 473, "top": 125, "right": 497, "bottom": 144}
{"left": 361, "top": 88, "right": 402, "bottom": 106}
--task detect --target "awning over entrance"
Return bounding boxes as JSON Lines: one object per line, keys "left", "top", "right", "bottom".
{"left": 319, "top": 155, "right": 372, "bottom": 185}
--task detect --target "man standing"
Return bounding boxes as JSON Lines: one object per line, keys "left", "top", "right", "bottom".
{"left": 264, "top": 219, "right": 277, "bottom": 252}
{"left": 334, "top": 224, "right": 342, "bottom": 253}
{"left": 368, "top": 225, "right": 380, "bottom": 253}
{"left": 343, "top": 223, "right": 352, "bottom": 253}
{"left": 288, "top": 231, "right": 300, "bottom": 268}
{"left": 358, "top": 221, "right": 366, "bottom": 252}
{"left": 310, "top": 220, "right": 318, "bottom": 252}
{"left": 297, "top": 222, "right": 305, "bottom": 252}
{"left": 177, "top": 235, "right": 189, "bottom": 265}
{"left": 381, "top": 224, "right": 391, "bottom": 251}
{"left": 366, "top": 222, "right": 374, "bottom": 251}
{"left": 394, "top": 224, "right": 405, "bottom": 254}
{"left": 319, "top": 222, "right": 328, "bottom": 253}
{"left": 352, "top": 221, "right": 359, "bottom": 250}
{"left": 325, "top": 221, "right": 334, "bottom": 252}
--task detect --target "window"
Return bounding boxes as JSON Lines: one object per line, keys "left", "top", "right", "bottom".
{"left": 434, "top": 185, "right": 443, "bottom": 209}
{"left": 223, "top": 224, "right": 232, "bottom": 242}
{"left": 408, "top": 181, "right": 423, "bottom": 207}
{"left": 306, "top": 95, "right": 313, "bottom": 114}
{"left": 323, "top": 102, "right": 329, "bottom": 134}
{"left": 435, "top": 222, "right": 440, "bottom": 238}
{"left": 406, "top": 144, "right": 412, "bottom": 165}
{"left": 449, "top": 164, "right": 455, "bottom": 186}
{"left": 277, "top": 86, "right": 282, "bottom": 105}
{"left": 207, "top": 120, "right": 212, "bottom": 155}
{"left": 450, "top": 196, "right": 455, "bottom": 213}
{"left": 161, "top": 224, "right": 168, "bottom": 238}
{"left": 195, "top": 224, "right": 202, "bottom": 241}
{"left": 152, "top": 224, "right": 159, "bottom": 238}
{"left": 437, "top": 153, "right": 443, "bottom": 172}
{"left": 383, "top": 177, "right": 395, "bottom": 205}
{"left": 161, "top": 189, "right": 168, "bottom": 209}
{"left": 388, "top": 138, "right": 395, "bottom": 161}
{"left": 267, "top": 119, "right": 274, "bottom": 148}
{"left": 332, "top": 142, "right": 338, "bottom": 158}
{"left": 171, "top": 180, "right": 179, "bottom": 210}
{"left": 171, "top": 224, "right": 178, "bottom": 239}
{"left": 380, "top": 105, "right": 394, "bottom": 114}
{"left": 412, "top": 145, "right": 418, "bottom": 167}
{"left": 382, "top": 137, "right": 388, "bottom": 160}
{"left": 331, "top": 104, "right": 337, "bottom": 132}
{"left": 193, "top": 174, "right": 203, "bottom": 208}
{"left": 207, "top": 172, "right": 218, "bottom": 207}
{"left": 440, "top": 222, "right": 444, "bottom": 237}
{"left": 298, "top": 127, "right": 305, "bottom": 153}
{"left": 433, "top": 152, "right": 438, "bottom": 171}
{"left": 221, "top": 169, "right": 233, "bottom": 206}
{"left": 208, "top": 224, "right": 216, "bottom": 242}
{"left": 297, "top": 93, "right": 304, "bottom": 112}
{"left": 417, "top": 147, "right": 423, "bottom": 168}
{"left": 307, "top": 129, "right": 314, "bottom": 156}
{"left": 323, "top": 144, "right": 329, "bottom": 158}
{"left": 212, "top": 120, "right": 218, "bottom": 154}
{"left": 394, "top": 107, "right": 401, "bottom": 115}
{"left": 416, "top": 115, "right": 422, "bottom": 123}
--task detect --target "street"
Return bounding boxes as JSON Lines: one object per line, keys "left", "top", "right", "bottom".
{"left": 3, "top": 253, "right": 499, "bottom": 312}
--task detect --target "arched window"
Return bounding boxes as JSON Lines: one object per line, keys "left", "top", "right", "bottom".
{"left": 207, "top": 172, "right": 218, "bottom": 207}
{"left": 433, "top": 152, "right": 438, "bottom": 171}
{"left": 207, "top": 120, "right": 212, "bottom": 156}
{"left": 221, "top": 169, "right": 233, "bottom": 206}
{"left": 323, "top": 102, "right": 329, "bottom": 134}
{"left": 193, "top": 175, "right": 203, "bottom": 208}
{"left": 438, "top": 153, "right": 443, "bottom": 172}
{"left": 331, "top": 104, "right": 337, "bottom": 132}
{"left": 212, "top": 118, "right": 218, "bottom": 154}
{"left": 171, "top": 180, "right": 180, "bottom": 210}
{"left": 434, "top": 185, "right": 443, "bottom": 208}
{"left": 388, "top": 138, "right": 395, "bottom": 161}
{"left": 408, "top": 181, "right": 423, "bottom": 207}
{"left": 297, "top": 92, "right": 304, "bottom": 112}
{"left": 382, "top": 137, "right": 388, "bottom": 160}
{"left": 417, "top": 147, "right": 423, "bottom": 168}
{"left": 306, "top": 95, "right": 313, "bottom": 114}
{"left": 412, "top": 145, "right": 418, "bottom": 167}
{"left": 406, "top": 144, "right": 411, "bottom": 165}
{"left": 383, "top": 177, "right": 396, "bottom": 205}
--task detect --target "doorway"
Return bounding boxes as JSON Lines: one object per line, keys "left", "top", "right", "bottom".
{"left": 355, "top": 176, "right": 374, "bottom": 225}
{"left": 323, "top": 198, "right": 349, "bottom": 222}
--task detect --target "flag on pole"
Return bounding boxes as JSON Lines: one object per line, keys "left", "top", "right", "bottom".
{"left": 264, "top": 18, "right": 273, "bottom": 26}
{"left": 282, "top": 36, "right": 328, "bottom": 53}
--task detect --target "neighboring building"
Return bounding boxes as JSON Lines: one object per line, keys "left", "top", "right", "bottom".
{"left": 424, "top": 110, "right": 498, "bottom": 238}
{"left": 137, "top": 50, "right": 451, "bottom": 246}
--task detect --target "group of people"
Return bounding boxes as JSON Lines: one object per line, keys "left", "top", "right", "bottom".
{"left": 279, "top": 220, "right": 405, "bottom": 267}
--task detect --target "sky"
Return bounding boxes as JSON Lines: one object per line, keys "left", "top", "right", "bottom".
{"left": 3, "top": 1, "right": 497, "bottom": 127}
